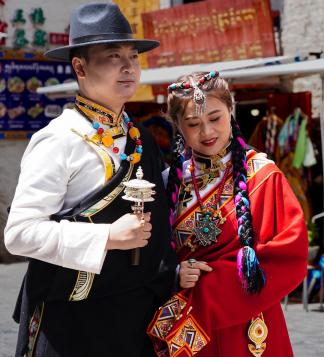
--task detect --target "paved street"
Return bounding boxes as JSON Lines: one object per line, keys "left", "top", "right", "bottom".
{"left": 0, "top": 262, "right": 323, "bottom": 357}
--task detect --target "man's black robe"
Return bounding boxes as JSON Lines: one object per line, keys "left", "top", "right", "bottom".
{"left": 13, "top": 125, "right": 177, "bottom": 357}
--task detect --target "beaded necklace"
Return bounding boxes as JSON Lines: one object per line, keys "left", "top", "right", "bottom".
{"left": 75, "top": 95, "right": 143, "bottom": 164}
{"left": 179, "top": 146, "right": 230, "bottom": 208}
{"left": 189, "top": 158, "right": 230, "bottom": 246}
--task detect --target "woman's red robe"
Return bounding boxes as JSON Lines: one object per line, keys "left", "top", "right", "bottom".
{"left": 148, "top": 151, "right": 308, "bottom": 356}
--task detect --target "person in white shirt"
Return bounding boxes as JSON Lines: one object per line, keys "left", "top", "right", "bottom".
{"left": 5, "top": 3, "right": 176, "bottom": 357}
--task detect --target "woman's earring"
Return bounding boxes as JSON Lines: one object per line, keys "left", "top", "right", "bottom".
{"left": 174, "top": 131, "right": 185, "bottom": 156}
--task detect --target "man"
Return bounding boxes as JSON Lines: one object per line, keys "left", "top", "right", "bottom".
{"left": 5, "top": 2, "right": 176, "bottom": 356}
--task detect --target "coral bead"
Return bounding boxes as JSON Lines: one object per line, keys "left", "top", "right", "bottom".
{"left": 129, "top": 127, "right": 140, "bottom": 140}
{"left": 113, "top": 146, "right": 119, "bottom": 154}
{"left": 97, "top": 127, "right": 104, "bottom": 134}
{"left": 129, "top": 153, "right": 141, "bottom": 164}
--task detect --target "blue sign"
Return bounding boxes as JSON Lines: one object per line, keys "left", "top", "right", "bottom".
{"left": 0, "top": 59, "right": 75, "bottom": 134}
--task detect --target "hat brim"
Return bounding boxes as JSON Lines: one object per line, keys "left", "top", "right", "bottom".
{"left": 44, "top": 39, "right": 160, "bottom": 61}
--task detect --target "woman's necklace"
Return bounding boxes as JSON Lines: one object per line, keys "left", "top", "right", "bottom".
{"left": 189, "top": 158, "right": 230, "bottom": 246}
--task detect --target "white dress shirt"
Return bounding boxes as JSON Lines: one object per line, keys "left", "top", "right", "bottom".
{"left": 5, "top": 109, "right": 127, "bottom": 274}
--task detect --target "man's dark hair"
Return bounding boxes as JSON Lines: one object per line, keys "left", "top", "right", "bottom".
{"left": 70, "top": 46, "right": 90, "bottom": 81}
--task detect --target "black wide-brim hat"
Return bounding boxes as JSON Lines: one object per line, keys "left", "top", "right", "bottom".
{"left": 45, "top": 2, "right": 159, "bottom": 61}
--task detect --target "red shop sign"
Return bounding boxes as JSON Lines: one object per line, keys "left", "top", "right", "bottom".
{"left": 49, "top": 32, "right": 69, "bottom": 45}
{"left": 143, "top": 0, "right": 276, "bottom": 68}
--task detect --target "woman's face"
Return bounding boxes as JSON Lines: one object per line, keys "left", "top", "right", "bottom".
{"left": 177, "top": 95, "right": 232, "bottom": 156}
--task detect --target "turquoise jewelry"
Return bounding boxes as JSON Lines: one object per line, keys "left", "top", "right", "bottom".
{"left": 168, "top": 70, "right": 219, "bottom": 92}
{"left": 189, "top": 158, "right": 230, "bottom": 246}
{"left": 168, "top": 70, "right": 219, "bottom": 115}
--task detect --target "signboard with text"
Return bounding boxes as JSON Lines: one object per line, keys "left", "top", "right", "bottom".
{"left": 142, "top": 0, "right": 276, "bottom": 67}
{"left": 0, "top": 59, "right": 74, "bottom": 138}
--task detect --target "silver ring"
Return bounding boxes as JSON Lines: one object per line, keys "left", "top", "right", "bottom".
{"left": 188, "top": 258, "right": 196, "bottom": 268}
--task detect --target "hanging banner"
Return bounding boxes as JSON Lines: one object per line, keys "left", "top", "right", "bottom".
{"left": 114, "top": 0, "right": 160, "bottom": 101}
{"left": 0, "top": 59, "right": 74, "bottom": 138}
{"left": 143, "top": 0, "right": 276, "bottom": 67}
{"left": 114, "top": 0, "right": 159, "bottom": 69}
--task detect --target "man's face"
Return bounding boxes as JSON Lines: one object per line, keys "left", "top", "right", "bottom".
{"left": 75, "top": 43, "right": 141, "bottom": 110}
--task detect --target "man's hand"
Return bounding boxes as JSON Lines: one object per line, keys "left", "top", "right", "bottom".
{"left": 106, "top": 212, "right": 152, "bottom": 250}
{"left": 179, "top": 259, "right": 213, "bottom": 289}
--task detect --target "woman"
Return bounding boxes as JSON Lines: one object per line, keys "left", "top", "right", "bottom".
{"left": 147, "top": 71, "right": 308, "bottom": 356}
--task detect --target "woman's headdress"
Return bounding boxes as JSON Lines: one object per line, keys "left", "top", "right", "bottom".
{"left": 168, "top": 70, "right": 219, "bottom": 116}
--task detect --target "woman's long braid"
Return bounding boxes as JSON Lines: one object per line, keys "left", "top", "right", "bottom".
{"left": 231, "top": 117, "right": 266, "bottom": 294}
{"left": 166, "top": 132, "right": 184, "bottom": 233}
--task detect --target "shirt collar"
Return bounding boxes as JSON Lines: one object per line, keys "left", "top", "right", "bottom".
{"left": 75, "top": 94, "right": 124, "bottom": 126}
{"left": 192, "top": 142, "right": 231, "bottom": 170}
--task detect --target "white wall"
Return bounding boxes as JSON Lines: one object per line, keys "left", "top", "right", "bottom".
{"left": 281, "top": 0, "right": 324, "bottom": 117}
{"left": 2, "top": 0, "right": 91, "bottom": 50}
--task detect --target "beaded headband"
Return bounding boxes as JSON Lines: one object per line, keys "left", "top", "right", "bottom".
{"left": 168, "top": 70, "right": 219, "bottom": 116}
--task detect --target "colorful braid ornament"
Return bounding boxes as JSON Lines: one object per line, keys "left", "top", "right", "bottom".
{"left": 231, "top": 119, "right": 266, "bottom": 294}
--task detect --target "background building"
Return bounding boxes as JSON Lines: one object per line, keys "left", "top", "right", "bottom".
{"left": 0, "top": 1, "right": 323, "bottom": 268}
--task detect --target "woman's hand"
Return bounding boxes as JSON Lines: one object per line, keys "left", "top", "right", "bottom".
{"left": 179, "top": 259, "right": 213, "bottom": 289}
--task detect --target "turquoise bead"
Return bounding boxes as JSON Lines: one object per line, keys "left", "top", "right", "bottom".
{"left": 120, "top": 153, "right": 127, "bottom": 160}
{"left": 93, "top": 122, "right": 100, "bottom": 129}
{"left": 136, "top": 147, "right": 143, "bottom": 154}
{"left": 123, "top": 114, "right": 130, "bottom": 123}
{"left": 210, "top": 71, "right": 216, "bottom": 77}
{"left": 203, "top": 227, "right": 209, "bottom": 233}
